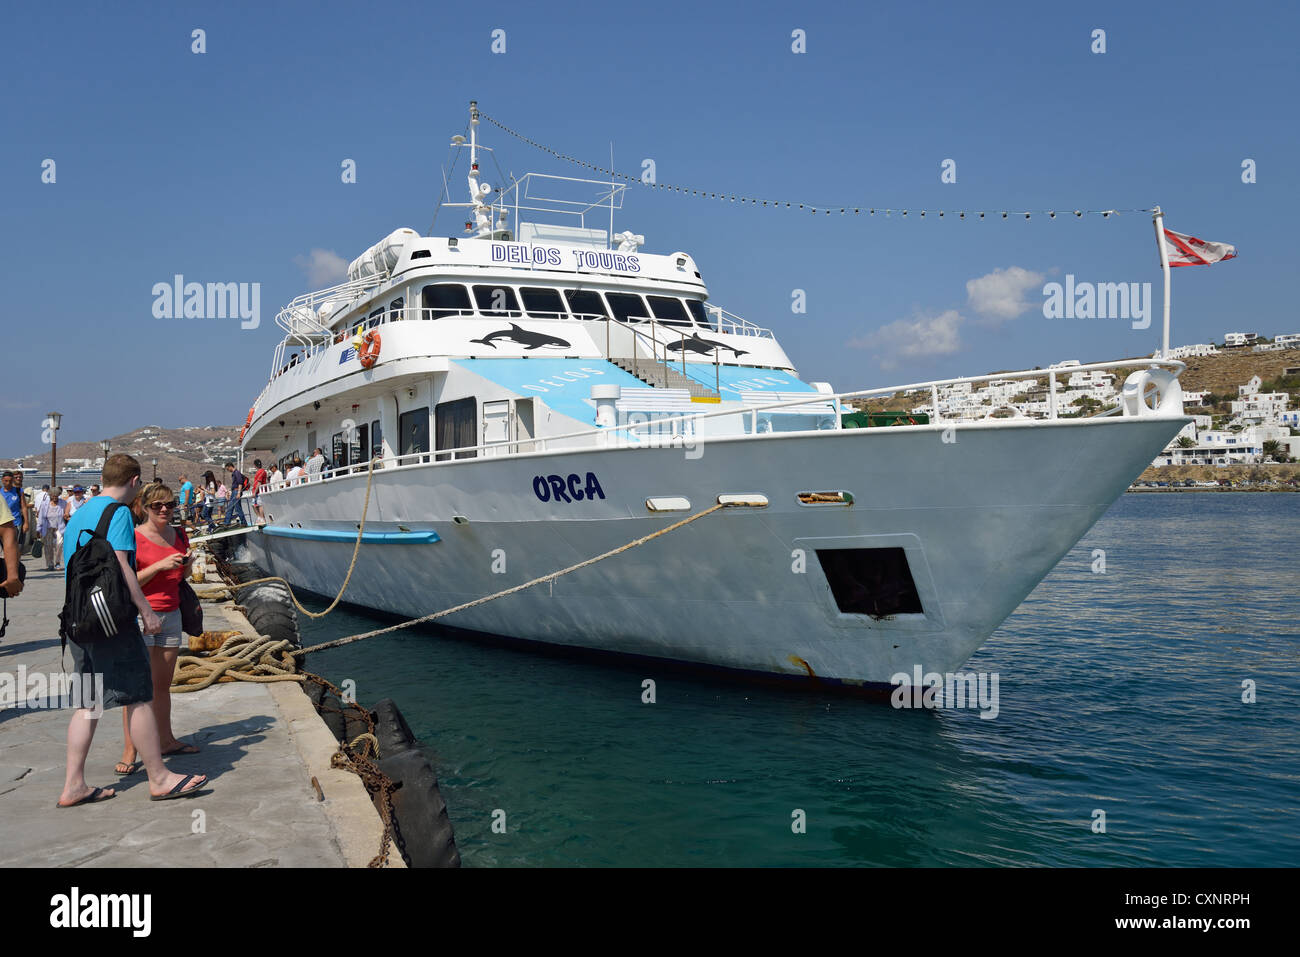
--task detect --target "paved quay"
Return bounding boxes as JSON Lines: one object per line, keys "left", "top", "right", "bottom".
{"left": 0, "top": 565, "right": 395, "bottom": 867}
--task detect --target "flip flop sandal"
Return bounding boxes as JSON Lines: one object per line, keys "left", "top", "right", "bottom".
{"left": 161, "top": 743, "right": 200, "bottom": 756}
{"left": 115, "top": 760, "right": 142, "bottom": 776}
{"left": 56, "top": 787, "right": 116, "bottom": 808}
{"left": 150, "top": 774, "right": 208, "bottom": 801}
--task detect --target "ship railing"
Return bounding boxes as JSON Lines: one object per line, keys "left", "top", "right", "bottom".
{"left": 706, "top": 305, "right": 774, "bottom": 338}
{"left": 257, "top": 357, "right": 1187, "bottom": 489}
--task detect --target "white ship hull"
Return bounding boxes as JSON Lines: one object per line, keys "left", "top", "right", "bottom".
{"left": 240, "top": 415, "right": 1182, "bottom": 687}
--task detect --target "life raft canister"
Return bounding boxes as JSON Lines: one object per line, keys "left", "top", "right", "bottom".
{"left": 357, "top": 330, "right": 382, "bottom": 369}
{"left": 238, "top": 406, "right": 254, "bottom": 443}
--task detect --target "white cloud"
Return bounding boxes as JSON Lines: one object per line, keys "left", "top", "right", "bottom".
{"left": 294, "top": 249, "right": 349, "bottom": 287}
{"left": 849, "top": 309, "right": 964, "bottom": 371}
{"left": 966, "top": 266, "right": 1045, "bottom": 322}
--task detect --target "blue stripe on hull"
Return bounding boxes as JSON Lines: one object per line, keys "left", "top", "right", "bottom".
{"left": 261, "top": 526, "right": 441, "bottom": 545}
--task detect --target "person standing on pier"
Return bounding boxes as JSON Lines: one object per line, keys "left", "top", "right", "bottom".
{"left": 1, "top": 471, "right": 26, "bottom": 549}
{"left": 12, "top": 471, "right": 31, "bottom": 547}
{"left": 1, "top": 500, "right": 22, "bottom": 598}
{"left": 177, "top": 474, "right": 194, "bottom": 523}
{"left": 116, "top": 481, "right": 199, "bottom": 775}
{"left": 63, "top": 485, "right": 88, "bottom": 521}
{"left": 37, "top": 489, "right": 67, "bottom": 571}
{"left": 57, "top": 454, "right": 208, "bottom": 807}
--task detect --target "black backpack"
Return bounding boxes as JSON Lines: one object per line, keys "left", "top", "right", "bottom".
{"left": 58, "top": 502, "right": 136, "bottom": 649}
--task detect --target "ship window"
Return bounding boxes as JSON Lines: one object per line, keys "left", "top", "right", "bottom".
{"left": 331, "top": 431, "right": 350, "bottom": 469}
{"left": 686, "top": 300, "right": 714, "bottom": 330}
{"left": 606, "top": 292, "right": 649, "bottom": 323}
{"left": 370, "top": 420, "right": 382, "bottom": 457}
{"left": 815, "top": 547, "right": 923, "bottom": 619}
{"left": 435, "top": 398, "right": 477, "bottom": 461}
{"left": 353, "top": 424, "right": 368, "bottom": 466}
{"left": 388, "top": 297, "right": 404, "bottom": 322}
{"left": 399, "top": 407, "right": 430, "bottom": 459}
{"left": 564, "top": 289, "right": 609, "bottom": 320}
{"left": 367, "top": 307, "right": 384, "bottom": 329}
{"left": 473, "top": 284, "right": 522, "bottom": 318}
{"left": 648, "top": 296, "right": 691, "bottom": 326}
{"left": 410, "top": 249, "right": 432, "bottom": 260}
{"left": 521, "top": 286, "right": 567, "bottom": 319}
{"left": 421, "top": 284, "right": 472, "bottom": 320}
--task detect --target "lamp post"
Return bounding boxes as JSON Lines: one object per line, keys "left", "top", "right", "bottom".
{"left": 151, "top": 457, "right": 158, "bottom": 482}
{"left": 47, "top": 411, "right": 62, "bottom": 489}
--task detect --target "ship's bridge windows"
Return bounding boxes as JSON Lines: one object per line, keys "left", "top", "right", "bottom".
{"left": 472, "top": 284, "right": 523, "bottom": 318}
{"left": 388, "top": 296, "right": 404, "bottom": 322}
{"left": 686, "top": 299, "right": 715, "bottom": 330}
{"left": 564, "top": 289, "right": 609, "bottom": 320}
{"left": 367, "top": 307, "right": 384, "bottom": 329}
{"left": 520, "top": 286, "right": 568, "bottom": 319}
{"left": 421, "top": 283, "right": 472, "bottom": 320}
{"left": 606, "top": 292, "right": 649, "bottom": 323}
{"left": 647, "top": 295, "right": 691, "bottom": 327}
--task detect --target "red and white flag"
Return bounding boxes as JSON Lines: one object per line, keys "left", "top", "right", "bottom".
{"left": 1162, "top": 227, "right": 1237, "bottom": 267}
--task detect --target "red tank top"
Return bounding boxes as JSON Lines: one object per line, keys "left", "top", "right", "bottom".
{"left": 136, "top": 527, "right": 188, "bottom": 612}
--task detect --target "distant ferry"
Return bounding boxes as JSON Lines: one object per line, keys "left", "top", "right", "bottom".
{"left": 235, "top": 101, "right": 1191, "bottom": 689}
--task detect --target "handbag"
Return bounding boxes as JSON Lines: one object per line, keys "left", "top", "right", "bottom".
{"left": 179, "top": 579, "right": 204, "bottom": 638}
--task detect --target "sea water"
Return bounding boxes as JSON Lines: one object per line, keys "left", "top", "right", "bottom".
{"left": 301, "top": 493, "right": 1299, "bottom": 866}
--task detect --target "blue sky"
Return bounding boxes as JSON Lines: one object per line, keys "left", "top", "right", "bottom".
{"left": 2, "top": 0, "right": 1295, "bottom": 456}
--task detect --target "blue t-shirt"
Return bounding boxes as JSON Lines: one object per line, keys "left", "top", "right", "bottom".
{"left": 1, "top": 488, "right": 22, "bottom": 528}
{"left": 179, "top": 481, "right": 194, "bottom": 506}
{"left": 63, "top": 496, "right": 137, "bottom": 571}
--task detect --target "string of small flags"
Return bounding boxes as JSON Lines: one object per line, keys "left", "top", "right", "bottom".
{"left": 481, "top": 113, "right": 1151, "bottom": 221}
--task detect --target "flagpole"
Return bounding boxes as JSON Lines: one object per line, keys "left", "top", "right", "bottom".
{"left": 1153, "top": 205, "right": 1171, "bottom": 358}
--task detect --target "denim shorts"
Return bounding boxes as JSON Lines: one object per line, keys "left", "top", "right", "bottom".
{"left": 140, "top": 608, "right": 185, "bottom": 649}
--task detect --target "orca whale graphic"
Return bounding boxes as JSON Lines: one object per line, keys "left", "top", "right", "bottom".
{"left": 664, "top": 333, "right": 749, "bottom": 358}
{"left": 470, "top": 323, "right": 572, "bottom": 351}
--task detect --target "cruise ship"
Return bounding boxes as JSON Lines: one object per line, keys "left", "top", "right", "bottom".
{"left": 235, "top": 102, "right": 1190, "bottom": 689}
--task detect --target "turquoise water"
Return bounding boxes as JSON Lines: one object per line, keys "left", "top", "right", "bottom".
{"left": 299, "top": 493, "right": 1299, "bottom": 866}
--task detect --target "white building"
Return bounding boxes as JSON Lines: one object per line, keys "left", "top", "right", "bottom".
{"left": 1156, "top": 343, "right": 1219, "bottom": 360}
{"left": 1224, "top": 332, "right": 1258, "bottom": 347}
{"left": 1239, "top": 375, "right": 1262, "bottom": 397}
{"left": 1276, "top": 333, "right": 1300, "bottom": 348}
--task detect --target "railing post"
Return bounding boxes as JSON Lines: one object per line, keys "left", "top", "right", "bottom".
{"left": 931, "top": 385, "right": 941, "bottom": 421}
{"left": 681, "top": 332, "right": 686, "bottom": 378}
{"left": 1049, "top": 371, "right": 1058, "bottom": 420}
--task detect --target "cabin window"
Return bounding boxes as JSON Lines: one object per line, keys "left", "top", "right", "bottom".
{"left": 472, "top": 284, "right": 522, "bottom": 318}
{"left": 367, "top": 307, "right": 384, "bottom": 329}
{"left": 370, "top": 420, "right": 382, "bottom": 457}
{"left": 353, "top": 424, "right": 368, "bottom": 466}
{"left": 686, "top": 299, "right": 714, "bottom": 330}
{"left": 648, "top": 296, "right": 691, "bottom": 326}
{"left": 815, "top": 547, "right": 924, "bottom": 619}
{"left": 388, "top": 297, "right": 404, "bottom": 322}
{"left": 410, "top": 249, "right": 432, "bottom": 260}
{"left": 435, "top": 398, "right": 477, "bottom": 461}
{"left": 606, "top": 292, "right": 649, "bottom": 323}
{"left": 564, "top": 289, "right": 609, "bottom": 320}
{"left": 421, "top": 284, "right": 472, "bottom": 320}
{"left": 399, "top": 408, "right": 430, "bottom": 458}
{"left": 521, "top": 287, "right": 567, "bottom": 319}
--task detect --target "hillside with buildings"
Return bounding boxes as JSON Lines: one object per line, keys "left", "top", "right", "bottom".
{"left": 1, "top": 424, "right": 271, "bottom": 487}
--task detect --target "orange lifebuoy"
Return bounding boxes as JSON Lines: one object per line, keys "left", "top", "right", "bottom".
{"left": 239, "top": 407, "right": 255, "bottom": 443}
{"left": 358, "top": 330, "right": 381, "bottom": 369}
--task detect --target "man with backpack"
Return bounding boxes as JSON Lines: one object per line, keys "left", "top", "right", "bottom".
{"left": 57, "top": 453, "right": 208, "bottom": 807}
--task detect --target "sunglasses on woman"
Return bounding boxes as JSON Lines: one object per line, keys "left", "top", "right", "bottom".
{"left": 147, "top": 501, "right": 178, "bottom": 512}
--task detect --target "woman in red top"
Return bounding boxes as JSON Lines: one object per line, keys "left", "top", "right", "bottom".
{"left": 116, "top": 483, "right": 199, "bottom": 775}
